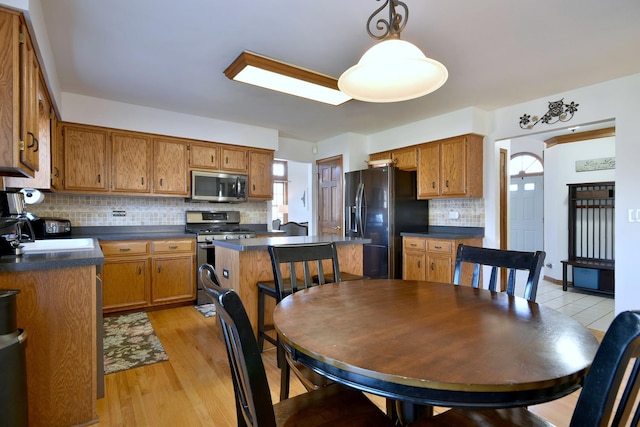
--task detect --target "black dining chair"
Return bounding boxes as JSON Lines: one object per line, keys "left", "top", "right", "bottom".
{"left": 198, "top": 263, "right": 394, "bottom": 427}
{"left": 268, "top": 242, "right": 341, "bottom": 401}
{"left": 453, "top": 244, "right": 546, "bottom": 302}
{"left": 410, "top": 309, "right": 640, "bottom": 427}
{"left": 278, "top": 221, "right": 308, "bottom": 236}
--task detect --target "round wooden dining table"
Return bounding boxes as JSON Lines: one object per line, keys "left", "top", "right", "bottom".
{"left": 273, "top": 279, "right": 600, "bottom": 408}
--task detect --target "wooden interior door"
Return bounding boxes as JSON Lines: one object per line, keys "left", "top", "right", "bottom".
{"left": 317, "top": 156, "right": 343, "bottom": 236}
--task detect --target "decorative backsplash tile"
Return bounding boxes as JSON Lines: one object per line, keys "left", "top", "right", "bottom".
{"left": 28, "top": 194, "right": 268, "bottom": 226}
{"left": 26, "top": 193, "right": 484, "bottom": 228}
{"left": 428, "top": 198, "right": 485, "bottom": 227}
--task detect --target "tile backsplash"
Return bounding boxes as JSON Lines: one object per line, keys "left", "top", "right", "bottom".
{"left": 25, "top": 193, "right": 484, "bottom": 228}
{"left": 27, "top": 193, "right": 268, "bottom": 226}
{"left": 428, "top": 198, "right": 485, "bottom": 227}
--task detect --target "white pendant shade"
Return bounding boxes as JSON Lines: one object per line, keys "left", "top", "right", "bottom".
{"left": 339, "top": 39, "right": 448, "bottom": 103}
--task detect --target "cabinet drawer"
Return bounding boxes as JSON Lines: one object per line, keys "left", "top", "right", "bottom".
{"left": 427, "top": 239, "right": 452, "bottom": 254}
{"left": 404, "top": 237, "right": 426, "bottom": 251}
{"left": 151, "top": 239, "right": 194, "bottom": 253}
{"left": 101, "top": 240, "right": 149, "bottom": 256}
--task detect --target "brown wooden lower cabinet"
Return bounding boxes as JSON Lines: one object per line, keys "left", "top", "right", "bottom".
{"left": 403, "top": 236, "right": 482, "bottom": 283}
{"left": 101, "top": 238, "right": 195, "bottom": 314}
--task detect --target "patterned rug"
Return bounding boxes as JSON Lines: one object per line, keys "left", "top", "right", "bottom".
{"left": 194, "top": 303, "right": 216, "bottom": 318}
{"left": 103, "top": 312, "right": 169, "bottom": 375}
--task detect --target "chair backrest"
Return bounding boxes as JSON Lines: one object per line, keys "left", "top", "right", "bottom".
{"left": 453, "top": 244, "right": 546, "bottom": 301}
{"left": 268, "top": 242, "right": 340, "bottom": 302}
{"left": 279, "top": 221, "right": 308, "bottom": 236}
{"left": 570, "top": 310, "right": 640, "bottom": 427}
{"left": 198, "top": 263, "right": 277, "bottom": 427}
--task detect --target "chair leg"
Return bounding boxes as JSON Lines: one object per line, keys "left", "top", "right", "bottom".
{"left": 278, "top": 344, "right": 290, "bottom": 401}
{"left": 257, "top": 288, "right": 266, "bottom": 352}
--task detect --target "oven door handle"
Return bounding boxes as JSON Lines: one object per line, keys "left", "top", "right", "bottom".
{"left": 198, "top": 243, "right": 216, "bottom": 249}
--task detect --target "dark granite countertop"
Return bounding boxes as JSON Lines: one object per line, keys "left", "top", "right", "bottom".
{"left": 401, "top": 226, "right": 484, "bottom": 239}
{"left": 0, "top": 237, "right": 104, "bottom": 273}
{"left": 71, "top": 225, "right": 193, "bottom": 240}
{"left": 213, "top": 235, "right": 371, "bottom": 251}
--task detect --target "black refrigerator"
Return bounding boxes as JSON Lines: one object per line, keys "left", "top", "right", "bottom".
{"left": 345, "top": 166, "right": 429, "bottom": 279}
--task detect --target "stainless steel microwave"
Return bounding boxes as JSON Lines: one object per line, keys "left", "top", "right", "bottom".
{"left": 191, "top": 171, "right": 247, "bottom": 202}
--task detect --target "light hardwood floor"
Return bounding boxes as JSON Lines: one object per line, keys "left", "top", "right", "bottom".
{"left": 96, "top": 305, "right": 602, "bottom": 426}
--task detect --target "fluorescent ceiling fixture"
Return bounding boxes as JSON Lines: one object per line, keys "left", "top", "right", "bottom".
{"left": 224, "top": 51, "right": 351, "bottom": 106}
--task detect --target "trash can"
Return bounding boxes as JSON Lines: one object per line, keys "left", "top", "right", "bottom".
{"left": 0, "top": 289, "right": 28, "bottom": 427}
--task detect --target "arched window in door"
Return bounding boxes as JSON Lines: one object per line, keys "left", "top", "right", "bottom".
{"left": 510, "top": 153, "right": 543, "bottom": 192}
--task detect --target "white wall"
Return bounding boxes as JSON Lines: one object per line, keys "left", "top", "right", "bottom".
{"left": 287, "top": 161, "right": 312, "bottom": 225}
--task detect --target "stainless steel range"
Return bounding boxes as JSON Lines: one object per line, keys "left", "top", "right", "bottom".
{"left": 186, "top": 210, "right": 256, "bottom": 305}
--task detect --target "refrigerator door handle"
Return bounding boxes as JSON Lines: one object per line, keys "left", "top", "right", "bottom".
{"left": 353, "top": 183, "right": 362, "bottom": 237}
{"left": 360, "top": 183, "right": 367, "bottom": 237}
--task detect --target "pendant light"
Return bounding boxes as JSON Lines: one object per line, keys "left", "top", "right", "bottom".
{"left": 338, "top": 0, "right": 448, "bottom": 103}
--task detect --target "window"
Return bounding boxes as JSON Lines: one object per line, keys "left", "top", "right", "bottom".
{"left": 510, "top": 153, "right": 543, "bottom": 177}
{"left": 272, "top": 161, "right": 288, "bottom": 223}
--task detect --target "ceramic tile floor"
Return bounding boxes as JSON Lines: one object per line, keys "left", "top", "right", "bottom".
{"left": 527, "top": 279, "right": 615, "bottom": 332}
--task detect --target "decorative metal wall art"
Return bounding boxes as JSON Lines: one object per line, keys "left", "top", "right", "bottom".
{"left": 519, "top": 99, "right": 579, "bottom": 129}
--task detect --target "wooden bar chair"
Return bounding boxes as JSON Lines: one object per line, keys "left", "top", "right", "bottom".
{"left": 453, "top": 244, "right": 546, "bottom": 302}
{"left": 198, "top": 263, "right": 394, "bottom": 427}
{"left": 411, "top": 310, "right": 640, "bottom": 427}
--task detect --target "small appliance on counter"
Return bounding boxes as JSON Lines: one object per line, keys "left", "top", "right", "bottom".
{"left": 30, "top": 217, "right": 72, "bottom": 239}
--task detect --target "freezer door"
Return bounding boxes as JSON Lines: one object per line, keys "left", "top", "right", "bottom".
{"left": 344, "top": 171, "right": 362, "bottom": 238}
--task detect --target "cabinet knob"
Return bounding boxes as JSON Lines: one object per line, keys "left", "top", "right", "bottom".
{"left": 138, "top": 266, "right": 142, "bottom": 275}
{"left": 97, "top": 174, "right": 101, "bottom": 183}
{"left": 445, "top": 180, "right": 449, "bottom": 188}
{"left": 417, "top": 261, "right": 421, "bottom": 268}
{"left": 141, "top": 177, "right": 144, "bottom": 185}
{"left": 168, "top": 245, "right": 178, "bottom": 249}
{"left": 160, "top": 178, "right": 164, "bottom": 187}
{"left": 432, "top": 181, "right": 435, "bottom": 189}
{"left": 119, "top": 248, "right": 131, "bottom": 252}
{"left": 431, "top": 262, "right": 435, "bottom": 270}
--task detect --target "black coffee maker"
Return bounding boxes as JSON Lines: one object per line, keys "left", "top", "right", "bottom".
{"left": 0, "top": 192, "right": 35, "bottom": 256}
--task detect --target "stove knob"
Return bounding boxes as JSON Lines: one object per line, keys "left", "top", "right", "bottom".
{"left": 225, "top": 235, "right": 233, "bottom": 240}
{"left": 205, "top": 236, "right": 213, "bottom": 242}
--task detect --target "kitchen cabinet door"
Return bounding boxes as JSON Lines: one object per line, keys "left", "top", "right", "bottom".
{"left": 20, "top": 24, "right": 39, "bottom": 172}
{"left": 150, "top": 255, "right": 195, "bottom": 305}
{"left": 440, "top": 137, "right": 467, "bottom": 197}
{"left": 189, "top": 141, "right": 220, "bottom": 170}
{"left": 111, "top": 131, "right": 153, "bottom": 193}
{"left": 102, "top": 258, "right": 148, "bottom": 313}
{"left": 4, "top": 75, "right": 53, "bottom": 189}
{"left": 150, "top": 239, "right": 195, "bottom": 305}
{"left": 0, "top": 11, "right": 40, "bottom": 178}
{"left": 392, "top": 147, "right": 417, "bottom": 171}
{"left": 63, "top": 124, "right": 110, "bottom": 191}
{"left": 426, "top": 254, "right": 453, "bottom": 283}
{"left": 248, "top": 149, "right": 273, "bottom": 199}
{"left": 153, "top": 137, "right": 188, "bottom": 196}
{"left": 403, "top": 250, "right": 426, "bottom": 281}
{"left": 220, "top": 146, "right": 248, "bottom": 173}
{"left": 417, "top": 143, "right": 440, "bottom": 198}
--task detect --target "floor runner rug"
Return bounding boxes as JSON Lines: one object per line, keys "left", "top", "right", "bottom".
{"left": 103, "top": 311, "right": 169, "bottom": 375}
{"left": 194, "top": 303, "right": 216, "bottom": 318}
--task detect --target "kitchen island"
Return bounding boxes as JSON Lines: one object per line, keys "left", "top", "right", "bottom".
{"left": 0, "top": 239, "right": 104, "bottom": 427}
{"left": 213, "top": 235, "right": 370, "bottom": 336}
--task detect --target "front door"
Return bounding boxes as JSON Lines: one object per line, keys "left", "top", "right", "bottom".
{"left": 317, "top": 156, "right": 343, "bottom": 236}
{"left": 510, "top": 175, "right": 544, "bottom": 252}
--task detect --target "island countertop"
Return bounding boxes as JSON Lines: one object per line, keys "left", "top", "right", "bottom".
{"left": 212, "top": 235, "right": 371, "bottom": 251}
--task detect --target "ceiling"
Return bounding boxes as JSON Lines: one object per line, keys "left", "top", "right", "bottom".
{"left": 36, "top": 0, "right": 640, "bottom": 142}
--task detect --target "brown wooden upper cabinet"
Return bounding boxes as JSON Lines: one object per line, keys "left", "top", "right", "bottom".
{"left": 153, "top": 137, "right": 189, "bottom": 196}
{"left": 220, "top": 146, "right": 248, "bottom": 173}
{"left": 368, "top": 148, "right": 417, "bottom": 170}
{"left": 189, "top": 141, "right": 220, "bottom": 170}
{"left": 417, "top": 134, "right": 483, "bottom": 199}
{"left": 392, "top": 147, "right": 417, "bottom": 170}
{"left": 62, "top": 124, "right": 110, "bottom": 192}
{"left": 111, "top": 131, "right": 153, "bottom": 194}
{"left": 248, "top": 149, "right": 274, "bottom": 200}
{"left": 0, "top": 9, "right": 42, "bottom": 178}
